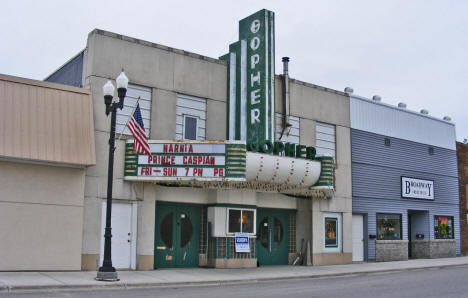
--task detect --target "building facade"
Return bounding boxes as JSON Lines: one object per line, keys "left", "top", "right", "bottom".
{"left": 0, "top": 74, "right": 95, "bottom": 270}
{"left": 350, "top": 93, "right": 460, "bottom": 262}
{"left": 46, "top": 10, "right": 352, "bottom": 270}
{"left": 457, "top": 142, "right": 468, "bottom": 256}
{"left": 2, "top": 9, "right": 462, "bottom": 271}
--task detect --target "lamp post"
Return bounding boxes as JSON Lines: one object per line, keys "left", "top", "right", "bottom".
{"left": 96, "top": 71, "right": 128, "bottom": 281}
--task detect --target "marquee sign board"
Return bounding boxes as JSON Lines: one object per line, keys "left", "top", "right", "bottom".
{"left": 401, "top": 177, "right": 434, "bottom": 200}
{"left": 221, "top": 9, "right": 275, "bottom": 146}
{"left": 124, "top": 140, "right": 246, "bottom": 181}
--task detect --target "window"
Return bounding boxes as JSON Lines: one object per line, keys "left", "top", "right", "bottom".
{"left": 183, "top": 115, "right": 198, "bottom": 140}
{"left": 316, "top": 122, "right": 335, "bottom": 159}
{"left": 275, "top": 113, "right": 299, "bottom": 145}
{"left": 434, "top": 216, "right": 454, "bottom": 239}
{"left": 116, "top": 84, "right": 152, "bottom": 137}
{"left": 325, "top": 217, "right": 338, "bottom": 248}
{"left": 428, "top": 147, "right": 435, "bottom": 155}
{"left": 377, "top": 213, "right": 402, "bottom": 240}
{"left": 180, "top": 214, "right": 193, "bottom": 248}
{"left": 323, "top": 213, "right": 341, "bottom": 252}
{"left": 160, "top": 212, "right": 173, "bottom": 248}
{"left": 227, "top": 209, "right": 255, "bottom": 234}
{"left": 259, "top": 218, "right": 269, "bottom": 248}
{"left": 273, "top": 217, "right": 283, "bottom": 246}
{"left": 176, "top": 94, "right": 206, "bottom": 140}
{"left": 384, "top": 137, "right": 391, "bottom": 147}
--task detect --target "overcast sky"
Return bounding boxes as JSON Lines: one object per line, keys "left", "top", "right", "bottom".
{"left": 2, "top": 0, "right": 467, "bottom": 141}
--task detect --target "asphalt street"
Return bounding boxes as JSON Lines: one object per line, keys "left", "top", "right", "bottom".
{"left": 2, "top": 265, "right": 468, "bottom": 298}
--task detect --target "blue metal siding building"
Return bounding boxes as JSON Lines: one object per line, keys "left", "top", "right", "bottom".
{"left": 350, "top": 95, "right": 460, "bottom": 261}
{"left": 45, "top": 51, "right": 84, "bottom": 87}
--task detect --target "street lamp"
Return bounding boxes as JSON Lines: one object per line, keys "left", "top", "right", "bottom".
{"left": 96, "top": 71, "right": 128, "bottom": 281}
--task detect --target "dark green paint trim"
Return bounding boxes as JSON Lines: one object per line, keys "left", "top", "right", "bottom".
{"left": 205, "top": 203, "right": 257, "bottom": 209}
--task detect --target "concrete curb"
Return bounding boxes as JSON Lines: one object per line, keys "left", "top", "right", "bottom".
{"left": 2, "top": 262, "right": 467, "bottom": 293}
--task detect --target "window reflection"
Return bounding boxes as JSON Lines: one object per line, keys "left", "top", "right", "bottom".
{"left": 273, "top": 217, "right": 283, "bottom": 247}
{"left": 377, "top": 214, "right": 401, "bottom": 240}
{"left": 434, "top": 216, "right": 454, "bottom": 239}
{"left": 180, "top": 214, "right": 193, "bottom": 248}
{"left": 242, "top": 210, "right": 254, "bottom": 233}
{"left": 160, "top": 213, "right": 173, "bottom": 248}
{"left": 228, "top": 209, "right": 255, "bottom": 233}
{"left": 228, "top": 209, "right": 241, "bottom": 233}
{"left": 259, "top": 218, "right": 269, "bottom": 249}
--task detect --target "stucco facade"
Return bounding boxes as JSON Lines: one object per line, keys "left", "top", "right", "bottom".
{"left": 0, "top": 161, "right": 85, "bottom": 270}
{"left": 47, "top": 27, "right": 352, "bottom": 269}
{"left": 0, "top": 74, "right": 95, "bottom": 270}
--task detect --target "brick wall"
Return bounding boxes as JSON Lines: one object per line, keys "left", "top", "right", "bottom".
{"left": 376, "top": 240, "right": 408, "bottom": 262}
{"left": 411, "top": 239, "right": 456, "bottom": 258}
{"left": 457, "top": 142, "right": 468, "bottom": 255}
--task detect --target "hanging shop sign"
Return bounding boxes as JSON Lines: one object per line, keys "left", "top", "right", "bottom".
{"left": 234, "top": 232, "right": 250, "bottom": 253}
{"left": 401, "top": 177, "right": 434, "bottom": 200}
{"left": 124, "top": 140, "right": 246, "bottom": 181}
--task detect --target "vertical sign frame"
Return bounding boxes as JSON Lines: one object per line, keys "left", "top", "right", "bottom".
{"left": 223, "top": 9, "right": 275, "bottom": 148}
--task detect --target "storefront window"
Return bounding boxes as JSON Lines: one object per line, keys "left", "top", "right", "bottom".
{"left": 325, "top": 217, "right": 338, "bottom": 247}
{"left": 242, "top": 210, "right": 254, "bottom": 233}
{"left": 377, "top": 213, "right": 401, "bottom": 240}
{"left": 228, "top": 209, "right": 255, "bottom": 234}
{"left": 434, "top": 216, "right": 454, "bottom": 239}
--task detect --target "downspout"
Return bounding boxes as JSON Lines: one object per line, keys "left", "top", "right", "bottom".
{"left": 280, "top": 57, "right": 291, "bottom": 139}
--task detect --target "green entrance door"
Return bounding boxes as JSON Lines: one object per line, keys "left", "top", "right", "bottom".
{"left": 154, "top": 202, "right": 200, "bottom": 268}
{"left": 256, "top": 208, "right": 289, "bottom": 265}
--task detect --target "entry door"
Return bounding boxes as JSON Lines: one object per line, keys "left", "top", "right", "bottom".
{"left": 154, "top": 202, "right": 200, "bottom": 268}
{"left": 352, "top": 214, "right": 364, "bottom": 262}
{"left": 256, "top": 209, "right": 289, "bottom": 266}
{"left": 100, "top": 202, "right": 135, "bottom": 269}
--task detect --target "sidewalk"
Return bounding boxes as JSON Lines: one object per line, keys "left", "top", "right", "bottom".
{"left": 1, "top": 256, "right": 468, "bottom": 293}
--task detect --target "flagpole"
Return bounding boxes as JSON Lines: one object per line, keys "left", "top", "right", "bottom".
{"left": 117, "top": 96, "right": 141, "bottom": 141}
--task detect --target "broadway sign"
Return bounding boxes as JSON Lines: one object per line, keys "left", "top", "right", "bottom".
{"left": 401, "top": 177, "right": 434, "bottom": 200}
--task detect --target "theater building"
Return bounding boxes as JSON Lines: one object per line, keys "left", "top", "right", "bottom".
{"left": 349, "top": 91, "right": 460, "bottom": 262}
{"left": 46, "top": 9, "right": 353, "bottom": 270}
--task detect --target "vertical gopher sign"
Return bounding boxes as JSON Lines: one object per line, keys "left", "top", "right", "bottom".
{"left": 221, "top": 9, "right": 275, "bottom": 147}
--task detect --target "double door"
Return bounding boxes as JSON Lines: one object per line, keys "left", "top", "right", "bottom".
{"left": 256, "top": 208, "right": 289, "bottom": 265}
{"left": 154, "top": 202, "right": 200, "bottom": 268}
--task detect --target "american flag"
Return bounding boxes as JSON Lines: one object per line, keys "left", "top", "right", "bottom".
{"left": 128, "top": 103, "right": 151, "bottom": 156}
